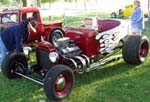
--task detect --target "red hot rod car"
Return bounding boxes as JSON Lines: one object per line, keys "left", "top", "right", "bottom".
{"left": 0, "top": 7, "right": 64, "bottom": 45}
{"left": 2, "top": 17, "right": 149, "bottom": 101}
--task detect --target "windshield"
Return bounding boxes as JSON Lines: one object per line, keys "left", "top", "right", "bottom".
{"left": 2, "top": 13, "right": 18, "bottom": 23}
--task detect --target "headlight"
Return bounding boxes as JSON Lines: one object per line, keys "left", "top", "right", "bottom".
{"left": 49, "top": 52, "right": 59, "bottom": 63}
{"left": 23, "top": 47, "right": 32, "bottom": 55}
{"left": 23, "top": 47, "right": 29, "bottom": 55}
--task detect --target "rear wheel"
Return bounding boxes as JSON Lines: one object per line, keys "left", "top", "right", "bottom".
{"left": 49, "top": 29, "right": 64, "bottom": 47}
{"left": 2, "top": 52, "right": 27, "bottom": 79}
{"left": 122, "top": 35, "right": 149, "bottom": 64}
{"left": 44, "top": 65, "right": 74, "bottom": 101}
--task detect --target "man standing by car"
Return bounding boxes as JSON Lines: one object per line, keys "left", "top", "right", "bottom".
{"left": 130, "top": 0, "right": 144, "bottom": 35}
{"left": 0, "top": 20, "right": 37, "bottom": 71}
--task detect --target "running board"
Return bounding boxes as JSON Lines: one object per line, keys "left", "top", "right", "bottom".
{"left": 15, "top": 72, "right": 44, "bottom": 86}
{"left": 85, "top": 57, "right": 120, "bottom": 72}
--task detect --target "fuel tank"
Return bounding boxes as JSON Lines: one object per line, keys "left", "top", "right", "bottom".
{"left": 64, "top": 27, "right": 100, "bottom": 57}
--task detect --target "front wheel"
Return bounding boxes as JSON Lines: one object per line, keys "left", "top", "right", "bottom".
{"left": 49, "top": 29, "right": 64, "bottom": 47}
{"left": 2, "top": 52, "right": 28, "bottom": 79}
{"left": 44, "top": 65, "right": 74, "bottom": 101}
{"left": 122, "top": 35, "right": 149, "bottom": 64}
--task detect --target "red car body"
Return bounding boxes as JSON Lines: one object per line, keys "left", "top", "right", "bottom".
{"left": 65, "top": 27, "right": 100, "bottom": 57}
{"left": 0, "top": 7, "right": 63, "bottom": 43}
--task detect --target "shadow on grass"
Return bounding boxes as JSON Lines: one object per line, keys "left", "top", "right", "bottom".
{"left": 0, "top": 74, "right": 46, "bottom": 102}
{"left": 86, "top": 68, "right": 150, "bottom": 102}
{"left": 74, "top": 60, "right": 136, "bottom": 88}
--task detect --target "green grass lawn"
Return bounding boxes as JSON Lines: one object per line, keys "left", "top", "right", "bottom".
{"left": 0, "top": 20, "right": 150, "bottom": 102}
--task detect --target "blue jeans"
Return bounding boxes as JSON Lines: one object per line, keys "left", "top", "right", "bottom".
{"left": 0, "top": 36, "right": 7, "bottom": 67}
{"left": 131, "top": 28, "right": 142, "bottom": 33}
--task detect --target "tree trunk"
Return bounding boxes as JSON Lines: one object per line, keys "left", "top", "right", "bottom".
{"left": 22, "top": 0, "right": 27, "bottom": 7}
{"left": 84, "top": 0, "right": 86, "bottom": 15}
{"left": 37, "top": 0, "right": 41, "bottom": 7}
{"left": 49, "top": 0, "right": 51, "bottom": 8}
{"left": 148, "top": 0, "right": 150, "bottom": 12}
{"left": 75, "top": 0, "right": 77, "bottom": 8}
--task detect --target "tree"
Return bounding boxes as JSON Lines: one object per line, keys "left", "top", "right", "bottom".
{"left": 64, "top": 0, "right": 74, "bottom": 2}
{"left": 21, "top": 0, "right": 27, "bottom": 7}
{"left": 37, "top": 0, "right": 41, "bottom": 7}
{"left": 41, "top": 0, "right": 55, "bottom": 3}
{"left": 0, "top": 0, "right": 9, "bottom": 5}
{"left": 75, "top": 0, "right": 77, "bottom": 8}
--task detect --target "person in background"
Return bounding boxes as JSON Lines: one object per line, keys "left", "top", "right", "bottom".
{"left": 130, "top": 0, "right": 144, "bottom": 35}
{"left": 0, "top": 20, "right": 37, "bottom": 71}
{"left": 83, "top": 18, "right": 93, "bottom": 28}
{"left": 82, "top": 17, "right": 98, "bottom": 30}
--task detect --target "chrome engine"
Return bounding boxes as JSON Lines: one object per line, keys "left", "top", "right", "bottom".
{"left": 56, "top": 37, "right": 90, "bottom": 73}
{"left": 56, "top": 37, "right": 82, "bottom": 58}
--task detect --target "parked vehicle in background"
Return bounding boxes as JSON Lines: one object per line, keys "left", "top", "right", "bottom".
{"left": 0, "top": 7, "right": 64, "bottom": 45}
{"left": 111, "top": 4, "right": 148, "bottom": 18}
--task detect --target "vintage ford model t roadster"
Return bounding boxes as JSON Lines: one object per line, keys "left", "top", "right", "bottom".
{"left": 2, "top": 18, "right": 149, "bottom": 101}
